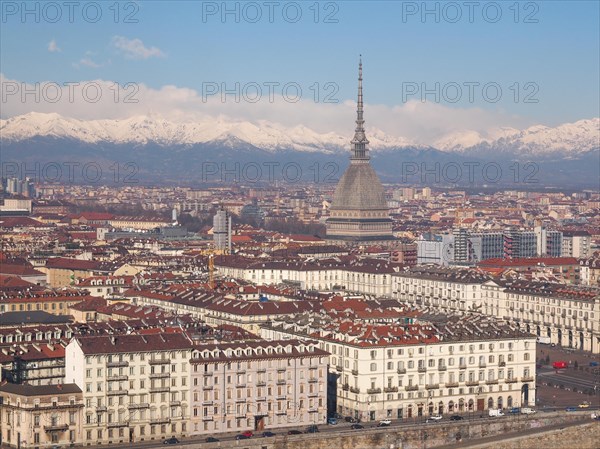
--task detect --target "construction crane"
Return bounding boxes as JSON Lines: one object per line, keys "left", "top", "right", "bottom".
{"left": 208, "top": 254, "right": 215, "bottom": 289}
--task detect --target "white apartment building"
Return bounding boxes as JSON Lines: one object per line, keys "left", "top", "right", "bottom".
{"left": 214, "top": 256, "right": 399, "bottom": 296}
{"left": 189, "top": 340, "right": 329, "bottom": 435}
{"left": 65, "top": 333, "right": 193, "bottom": 445}
{"left": 482, "top": 279, "right": 600, "bottom": 353}
{"left": 392, "top": 266, "right": 491, "bottom": 313}
{"left": 263, "top": 314, "right": 536, "bottom": 421}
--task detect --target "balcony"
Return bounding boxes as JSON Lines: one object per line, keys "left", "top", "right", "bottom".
{"left": 96, "top": 406, "right": 107, "bottom": 412}
{"left": 107, "top": 375, "right": 128, "bottom": 382}
{"left": 505, "top": 378, "right": 518, "bottom": 384}
{"left": 202, "top": 385, "right": 214, "bottom": 390}
{"left": 150, "top": 417, "right": 171, "bottom": 425}
{"left": 384, "top": 386, "right": 398, "bottom": 393}
{"left": 438, "top": 366, "right": 447, "bottom": 371}
{"left": 150, "top": 387, "right": 170, "bottom": 393}
{"left": 342, "top": 384, "right": 349, "bottom": 391}
{"left": 202, "top": 372, "right": 213, "bottom": 377}
{"left": 351, "top": 369, "right": 358, "bottom": 376}
{"left": 445, "top": 382, "right": 458, "bottom": 388}
{"left": 202, "top": 416, "right": 214, "bottom": 422}
{"left": 236, "top": 370, "right": 246, "bottom": 375}
{"left": 459, "top": 364, "right": 467, "bottom": 370}
{"left": 276, "top": 411, "right": 287, "bottom": 416}
{"left": 521, "top": 376, "right": 534, "bottom": 383}
{"left": 498, "top": 361, "right": 506, "bottom": 367}
{"left": 170, "top": 401, "right": 181, "bottom": 406}
{"left": 335, "top": 366, "right": 343, "bottom": 372}
{"left": 479, "top": 363, "right": 487, "bottom": 368}
{"left": 465, "top": 381, "right": 479, "bottom": 387}
{"left": 397, "top": 368, "right": 407, "bottom": 374}
{"left": 107, "top": 390, "right": 128, "bottom": 396}
{"left": 276, "top": 395, "right": 286, "bottom": 400}
{"left": 350, "top": 387, "right": 360, "bottom": 394}
{"left": 417, "top": 367, "right": 427, "bottom": 373}
{"left": 276, "top": 367, "right": 286, "bottom": 373}
{"left": 128, "top": 403, "right": 149, "bottom": 409}
{"left": 106, "top": 360, "right": 128, "bottom": 368}
{"left": 405, "top": 385, "right": 418, "bottom": 391}
{"left": 308, "top": 391, "right": 319, "bottom": 398}
{"left": 308, "top": 377, "right": 318, "bottom": 383}
{"left": 202, "top": 400, "right": 213, "bottom": 406}
{"left": 44, "top": 424, "right": 69, "bottom": 432}
{"left": 149, "top": 372, "right": 170, "bottom": 379}
{"left": 256, "top": 396, "right": 266, "bottom": 402}
{"left": 257, "top": 368, "right": 267, "bottom": 373}
{"left": 107, "top": 422, "right": 129, "bottom": 428}
{"left": 486, "top": 379, "right": 499, "bottom": 385}
{"left": 425, "top": 384, "right": 439, "bottom": 390}
{"left": 149, "top": 359, "right": 170, "bottom": 365}
{"left": 276, "top": 379, "right": 286, "bottom": 385}
{"left": 256, "top": 381, "right": 266, "bottom": 387}
{"left": 367, "top": 388, "right": 381, "bottom": 394}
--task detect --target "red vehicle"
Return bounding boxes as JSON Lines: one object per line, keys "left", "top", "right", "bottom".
{"left": 553, "top": 361, "right": 568, "bottom": 369}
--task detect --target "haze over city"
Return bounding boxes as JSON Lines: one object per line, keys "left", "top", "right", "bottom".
{"left": 0, "top": 2, "right": 599, "bottom": 449}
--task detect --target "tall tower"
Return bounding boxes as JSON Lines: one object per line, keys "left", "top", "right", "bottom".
{"left": 213, "top": 206, "right": 232, "bottom": 253}
{"left": 326, "top": 58, "right": 394, "bottom": 243}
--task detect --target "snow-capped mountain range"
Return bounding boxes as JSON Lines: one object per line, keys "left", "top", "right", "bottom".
{"left": 1, "top": 112, "right": 598, "bottom": 157}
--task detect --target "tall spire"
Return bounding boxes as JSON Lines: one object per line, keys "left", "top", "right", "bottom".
{"left": 351, "top": 55, "right": 370, "bottom": 161}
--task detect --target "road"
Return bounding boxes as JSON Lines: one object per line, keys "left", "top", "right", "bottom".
{"left": 105, "top": 410, "right": 597, "bottom": 449}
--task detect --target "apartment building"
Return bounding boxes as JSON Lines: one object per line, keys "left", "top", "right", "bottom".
{"left": 482, "top": 280, "right": 600, "bottom": 353}
{"left": 189, "top": 340, "right": 328, "bottom": 435}
{"left": 65, "top": 333, "right": 193, "bottom": 445}
{"left": 263, "top": 314, "right": 536, "bottom": 421}
{"left": 0, "top": 383, "right": 83, "bottom": 448}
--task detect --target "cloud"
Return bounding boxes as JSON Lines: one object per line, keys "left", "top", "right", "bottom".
{"left": 112, "top": 36, "right": 165, "bottom": 60}
{"left": 0, "top": 73, "right": 536, "bottom": 146}
{"left": 47, "top": 39, "right": 61, "bottom": 53}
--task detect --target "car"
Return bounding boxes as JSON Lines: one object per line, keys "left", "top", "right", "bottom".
{"left": 306, "top": 425, "right": 319, "bottom": 433}
{"left": 235, "top": 430, "right": 253, "bottom": 440}
{"left": 521, "top": 408, "right": 536, "bottom": 415}
{"left": 162, "top": 437, "right": 179, "bottom": 445}
{"left": 327, "top": 417, "right": 338, "bottom": 425}
{"left": 334, "top": 413, "right": 343, "bottom": 419}
{"left": 508, "top": 407, "right": 521, "bottom": 414}
{"left": 351, "top": 424, "right": 364, "bottom": 430}
{"left": 262, "top": 431, "right": 276, "bottom": 437}
{"left": 378, "top": 419, "right": 392, "bottom": 427}
{"left": 344, "top": 416, "right": 358, "bottom": 423}
{"left": 566, "top": 407, "right": 578, "bottom": 412}
{"left": 450, "top": 415, "right": 464, "bottom": 421}
{"left": 426, "top": 414, "right": 442, "bottom": 423}
{"left": 579, "top": 402, "right": 591, "bottom": 408}
{"left": 287, "top": 429, "right": 303, "bottom": 435}
{"left": 205, "top": 437, "right": 219, "bottom": 443}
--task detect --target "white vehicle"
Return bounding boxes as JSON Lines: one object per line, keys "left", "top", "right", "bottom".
{"left": 426, "top": 414, "right": 443, "bottom": 423}
{"left": 537, "top": 336, "right": 551, "bottom": 345}
{"left": 488, "top": 409, "right": 505, "bottom": 417}
{"left": 521, "top": 408, "right": 536, "bottom": 414}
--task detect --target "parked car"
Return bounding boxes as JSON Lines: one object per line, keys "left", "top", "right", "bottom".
{"left": 566, "top": 407, "right": 578, "bottom": 412}
{"left": 163, "top": 437, "right": 179, "bottom": 445}
{"left": 327, "top": 417, "right": 338, "bottom": 425}
{"left": 508, "top": 407, "right": 521, "bottom": 414}
{"left": 351, "top": 424, "right": 364, "bottom": 430}
{"left": 344, "top": 416, "right": 358, "bottom": 423}
{"left": 521, "top": 408, "right": 536, "bottom": 414}
{"left": 235, "top": 431, "right": 253, "bottom": 440}
{"left": 579, "top": 401, "right": 591, "bottom": 408}
{"left": 489, "top": 409, "right": 505, "bottom": 417}
{"left": 378, "top": 419, "right": 392, "bottom": 427}
{"left": 306, "top": 425, "right": 319, "bottom": 433}
{"left": 450, "top": 415, "right": 464, "bottom": 421}
{"left": 426, "top": 414, "right": 442, "bottom": 423}
{"left": 205, "top": 437, "right": 219, "bottom": 443}
{"left": 287, "top": 430, "right": 303, "bottom": 435}
{"left": 589, "top": 361, "right": 599, "bottom": 367}
{"left": 262, "top": 431, "right": 276, "bottom": 437}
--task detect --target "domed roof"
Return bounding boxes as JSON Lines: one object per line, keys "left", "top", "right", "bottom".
{"left": 330, "top": 163, "right": 388, "bottom": 211}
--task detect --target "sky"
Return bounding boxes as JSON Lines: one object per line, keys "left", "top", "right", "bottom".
{"left": 1, "top": 1, "right": 599, "bottom": 145}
